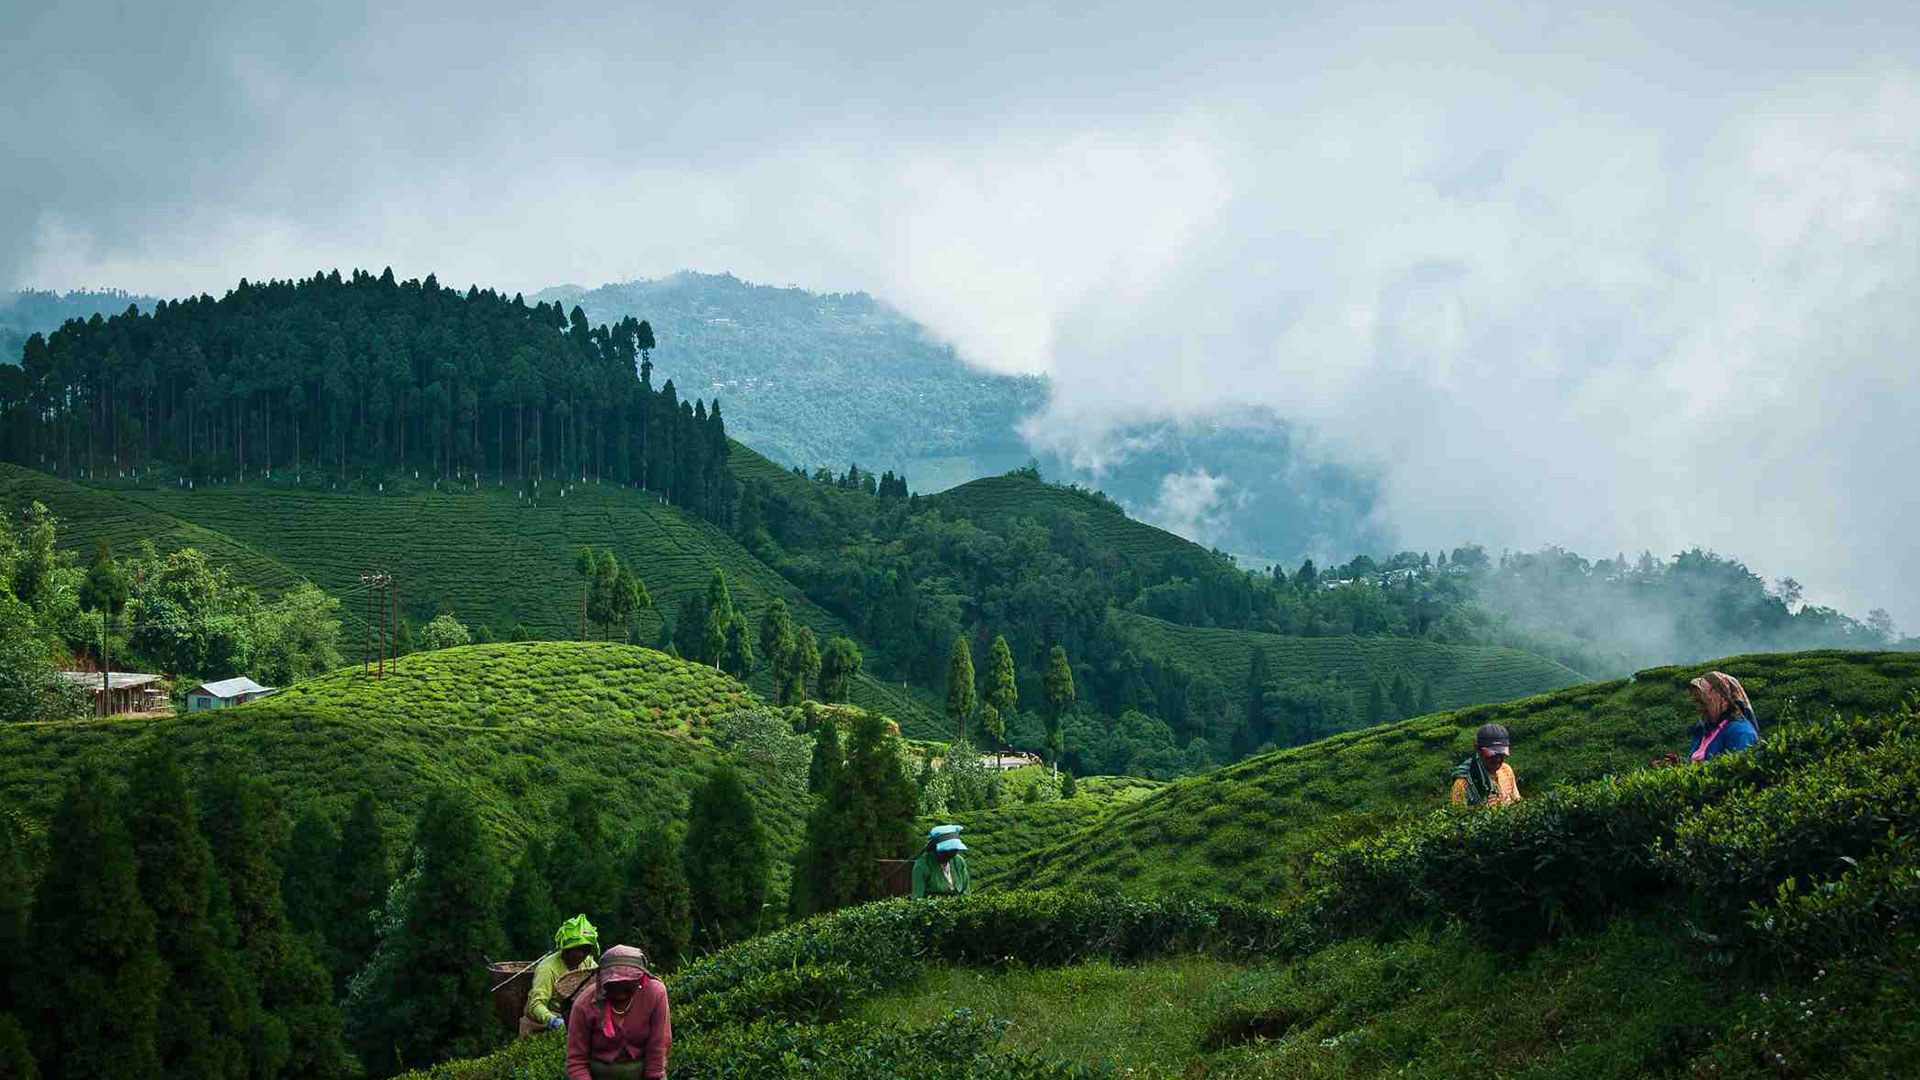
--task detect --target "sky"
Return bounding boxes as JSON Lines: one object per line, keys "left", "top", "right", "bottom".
{"left": 4, "top": 0, "right": 1917, "bottom": 629}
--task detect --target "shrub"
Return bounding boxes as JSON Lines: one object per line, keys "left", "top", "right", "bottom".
{"left": 1307, "top": 706, "right": 1920, "bottom": 950}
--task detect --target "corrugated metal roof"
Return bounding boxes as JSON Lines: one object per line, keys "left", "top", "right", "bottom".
{"left": 57, "top": 671, "right": 163, "bottom": 690}
{"left": 191, "top": 676, "right": 269, "bottom": 698}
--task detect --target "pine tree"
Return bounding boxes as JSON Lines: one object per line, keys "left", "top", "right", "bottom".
{"left": 200, "top": 770, "right": 348, "bottom": 1080}
{"left": 945, "top": 635, "right": 976, "bottom": 742}
{"left": 720, "top": 612, "right": 754, "bottom": 678}
{"left": 1366, "top": 678, "right": 1388, "bottom": 724}
{"left": 332, "top": 790, "right": 390, "bottom": 994}
{"left": 984, "top": 635, "right": 1017, "bottom": 761}
{"left": 1244, "top": 646, "right": 1272, "bottom": 752}
{"left": 818, "top": 636, "right": 863, "bottom": 703}
{"left": 548, "top": 787, "right": 620, "bottom": 937}
{"left": 791, "top": 713, "right": 917, "bottom": 916}
{"left": 683, "top": 765, "right": 768, "bottom": 950}
{"left": 808, "top": 721, "right": 842, "bottom": 795}
{"left": 124, "top": 746, "right": 253, "bottom": 1080}
{"left": 30, "top": 772, "right": 167, "bottom": 1080}
{"left": 1418, "top": 678, "right": 1436, "bottom": 716}
{"left": 1389, "top": 671, "right": 1414, "bottom": 720}
{"left": 788, "top": 626, "right": 821, "bottom": 705}
{"left": 1059, "top": 771, "right": 1078, "bottom": 799}
{"left": 1042, "top": 646, "right": 1076, "bottom": 772}
{"left": 702, "top": 569, "right": 734, "bottom": 667}
{"left": 350, "top": 787, "right": 506, "bottom": 1078}
{"left": 759, "top": 599, "right": 795, "bottom": 697}
{"left": 502, "top": 839, "right": 559, "bottom": 959}
{"left": 619, "top": 825, "right": 691, "bottom": 972}
{"left": 281, "top": 802, "right": 342, "bottom": 950}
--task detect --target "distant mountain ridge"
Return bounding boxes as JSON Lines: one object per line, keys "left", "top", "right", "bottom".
{"left": 538, "top": 272, "right": 1385, "bottom": 564}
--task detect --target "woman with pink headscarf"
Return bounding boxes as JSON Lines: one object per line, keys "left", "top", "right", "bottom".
{"left": 565, "top": 945, "right": 672, "bottom": 1080}
{"left": 1686, "top": 670, "right": 1759, "bottom": 762}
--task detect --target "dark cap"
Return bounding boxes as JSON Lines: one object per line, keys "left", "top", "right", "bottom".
{"left": 1475, "top": 723, "right": 1512, "bottom": 753}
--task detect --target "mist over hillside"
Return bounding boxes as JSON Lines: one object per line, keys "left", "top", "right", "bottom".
{"left": 0, "top": 287, "right": 161, "bottom": 365}
{"left": 540, "top": 273, "right": 1387, "bottom": 564}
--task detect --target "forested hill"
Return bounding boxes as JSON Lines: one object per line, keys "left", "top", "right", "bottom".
{"left": 0, "top": 269, "right": 743, "bottom": 530}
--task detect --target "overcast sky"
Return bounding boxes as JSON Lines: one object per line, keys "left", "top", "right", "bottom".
{"left": 5, "top": 1, "right": 1917, "bottom": 628}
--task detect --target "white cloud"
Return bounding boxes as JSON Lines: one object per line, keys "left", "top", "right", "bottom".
{"left": 5, "top": 1, "right": 1917, "bottom": 626}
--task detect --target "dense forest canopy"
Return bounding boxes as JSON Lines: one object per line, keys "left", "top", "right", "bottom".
{"left": 0, "top": 270, "right": 738, "bottom": 526}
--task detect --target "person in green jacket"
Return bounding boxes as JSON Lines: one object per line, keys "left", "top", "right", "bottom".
{"left": 911, "top": 835, "right": 970, "bottom": 898}
{"left": 521, "top": 914, "right": 600, "bottom": 1037}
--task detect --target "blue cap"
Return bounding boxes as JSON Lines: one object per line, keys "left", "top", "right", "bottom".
{"left": 935, "top": 837, "right": 968, "bottom": 853}
{"left": 927, "top": 824, "right": 963, "bottom": 840}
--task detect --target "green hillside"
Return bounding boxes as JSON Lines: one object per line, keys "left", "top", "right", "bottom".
{"left": 919, "top": 774, "right": 1163, "bottom": 884}
{"left": 0, "top": 463, "right": 307, "bottom": 601}
{"left": 0, "top": 642, "right": 808, "bottom": 857}
{"left": 1, "top": 462, "right": 945, "bottom": 733}
{"left": 412, "top": 688, "right": 1920, "bottom": 1080}
{"left": 1115, "top": 610, "right": 1589, "bottom": 714}
{"left": 928, "top": 472, "right": 1206, "bottom": 562}
{"left": 984, "top": 649, "right": 1920, "bottom": 901}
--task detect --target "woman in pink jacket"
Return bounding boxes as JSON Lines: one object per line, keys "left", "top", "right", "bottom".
{"left": 565, "top": 945, "right": 672, "bottom": 1080}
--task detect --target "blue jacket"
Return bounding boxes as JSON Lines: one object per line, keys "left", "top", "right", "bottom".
{"left": 1690, "top": 717, "right": 1758, "bottom": 760}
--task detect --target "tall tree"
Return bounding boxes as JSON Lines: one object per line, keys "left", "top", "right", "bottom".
{"left": 618, "top": 825, "right": 691, "bottom": 973}
{"left": 791, "top": 713, "right": 918, "bottom": 916}
{"left": 574, "top": 544, "right": 595, "bottom": 641}
{"left": 1244, "top": 646, "right": 1272, "bottom": 752}
{"left": 984, "top": 635, "right": 1018, "bottom": 757}
{"left": 759, "top": 599, "right": 795, "bottom": 697}
{"left": 702, "top": 569, "right": 735, "bottom": 667}
{"left": 807, "top": 721, "right": 842, "bottom": 795}
{"left": 501, "top": 839, "right": 559, "bottom": 960}
{"left": 200, "top": 771, "right": 347, "bottom": 1080}
{"left": 1042, "top": 646, "right": 1076, "bottom": 773}
{"left": 683, "top": 765, "right": 768, "bottom": 950}
{"left": 548, "top": 787, "right": 620, "bottom": 937}
{"left": 611, "top": 565, "right": 650, "bottom": 644}
{"left": 944, "top": 635, "right": 977, "bottom": 742}
{"left": 818, "top": 636, "right": 863, "bottom": 704}
{"left": 787, "top": 625, "right": 820, "bottom": 706}
{"left": 1389, "top": 670, "right": 1414, "bottom": 720}
{"left": 124, "top": 746, "right": 253, "bottom": 1080}
{"left": 332, "top": 791, "right": 390, "bottom": 994}
{"left": 29, "top": 772, "right": 167, "bottom": 1080}
{"left": 720, "top": 612, "right": 754, "bottom": 679}
{"left": 348, "top": 786, "right": 505, "bottom": 1078}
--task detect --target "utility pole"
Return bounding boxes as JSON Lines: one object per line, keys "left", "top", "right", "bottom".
{"left": 360, "top": 570, "right": 394, "bottom": 678}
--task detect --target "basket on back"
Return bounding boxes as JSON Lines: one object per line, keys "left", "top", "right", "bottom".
{"left": 487, "top": 960, "right": 536, "bottom": 1032}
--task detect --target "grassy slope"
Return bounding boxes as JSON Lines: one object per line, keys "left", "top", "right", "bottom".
{"left": 920, "top": 775, "right": 1164, "bottom": 885}
{"left": 0, "top": 642, "right": 807, "bottom": 854}
{"left": 0, "top": 463, "right": 307, "bottom": 600}
{"left": 985, "top": 649, "right": 1920, "bottom": 902}
{"left": 1116, "top": 610, "right": 1589, "bottom": 714}
{"left": 927, "top": 473, "right": 1204, "bottom": 561}
{"left": 2, "top": 460, "right": 943, "bottom": 734}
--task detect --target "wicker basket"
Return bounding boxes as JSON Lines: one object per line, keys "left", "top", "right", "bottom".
{"left": 488, "top": 960, "right": 536, "bottom": 1031}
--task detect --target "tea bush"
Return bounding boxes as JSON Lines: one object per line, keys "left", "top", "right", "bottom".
{"left": 1308, "top": 703, "right": 1920, "bottom": 951}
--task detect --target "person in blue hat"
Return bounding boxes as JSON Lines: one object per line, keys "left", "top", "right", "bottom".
{"left": 911, "top": 825, "right": 970, "bottom": 898}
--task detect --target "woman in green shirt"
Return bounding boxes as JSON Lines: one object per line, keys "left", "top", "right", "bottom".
{"left": 911, "top": 836, "right": 970, "bottom": 898}
{"left": 521, "top": 914, "right": 600, "bottom": 1037}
